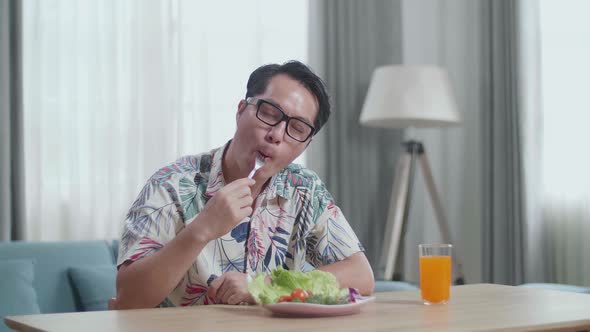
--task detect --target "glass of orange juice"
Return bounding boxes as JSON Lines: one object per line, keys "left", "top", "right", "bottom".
{"left": 419, "top": 244, "right": 452, "bottom": 305}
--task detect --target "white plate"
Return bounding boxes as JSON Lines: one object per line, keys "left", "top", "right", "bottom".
{"left": 262, "top": 296, "right": 375, "bottom": 317}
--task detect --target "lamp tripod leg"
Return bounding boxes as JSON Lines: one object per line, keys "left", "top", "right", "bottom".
{"left": 393, "top": 142, "right": 420, "bottom": 280}
{"left": 379, "top": 151, "right": 413, "bottom": 281}
{"left": 418, "top": 152, "right": 466, "bottom": 284}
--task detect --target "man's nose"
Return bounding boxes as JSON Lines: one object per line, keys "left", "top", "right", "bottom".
{"left": 265, "top": 121, "right": 287, "bottom": 144}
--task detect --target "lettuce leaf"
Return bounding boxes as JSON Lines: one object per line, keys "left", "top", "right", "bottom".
{"left": 248, "top": 269, "right": 349, "bottom": 305}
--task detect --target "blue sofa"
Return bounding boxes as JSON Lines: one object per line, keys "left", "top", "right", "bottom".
{"left": 518, "top": 283, "right": 590, "bottom": 294}
{"left": 0, "top": 239, "right": 418, "bottom": 332}
{"left": 0, "top": 240, "right": 118, "bottom": 332}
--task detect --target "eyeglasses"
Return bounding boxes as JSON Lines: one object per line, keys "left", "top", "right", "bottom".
{"left": 245, "top": 97, "right": 315, "bottom": 142}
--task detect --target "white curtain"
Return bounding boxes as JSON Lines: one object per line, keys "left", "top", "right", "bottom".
{"left": 519, "top": 0, "right": 544, "bottom": 284}
{"left": 21, "top": 0, "right": 308, "bottom": 241}
{"left": 539, "top": 0, "right": 590, "bottom": 286}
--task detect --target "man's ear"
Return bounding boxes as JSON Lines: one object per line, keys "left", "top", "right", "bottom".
{"left": 236, "top": 99, "right": 247, "bottom": 122}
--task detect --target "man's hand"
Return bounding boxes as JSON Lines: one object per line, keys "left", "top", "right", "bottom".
{"left": 208, "top": 272, "right": 256, "bottom": 305}
{"left": 195, "top": 178, "right": 255, "bottom": 241}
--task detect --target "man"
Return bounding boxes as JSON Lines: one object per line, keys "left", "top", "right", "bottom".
{"left": 116, "top": 61, "right": 374, "bottom": 309}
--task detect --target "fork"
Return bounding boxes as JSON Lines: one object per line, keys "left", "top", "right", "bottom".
{"left": 248, "top": 154, "right": 265, "bottom": 179}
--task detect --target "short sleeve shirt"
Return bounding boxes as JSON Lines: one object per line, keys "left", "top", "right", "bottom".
{"left": 117, "top": 141, "right": 364, "bottom": 306}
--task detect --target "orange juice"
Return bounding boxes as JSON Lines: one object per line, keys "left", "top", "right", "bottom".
{"left": 419, "top": 255, "right": 451, "bottom": 304}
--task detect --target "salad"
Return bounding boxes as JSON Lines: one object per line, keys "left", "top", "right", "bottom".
{"left": 248, "top": 269, "right": 362, "bottom": 305}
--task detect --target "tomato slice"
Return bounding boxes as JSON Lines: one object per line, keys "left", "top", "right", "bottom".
{"left": 278, "top": 295, "right": 292, "bottom": 303}
{"left": 290, "top": 288, "right": 309, "bottom": 302}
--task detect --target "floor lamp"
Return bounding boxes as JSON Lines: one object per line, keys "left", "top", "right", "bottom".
{"left": 359, "top": 65, "right": 466, "bottom": 284}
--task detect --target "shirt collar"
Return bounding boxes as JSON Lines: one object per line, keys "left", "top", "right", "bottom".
{"left": 267, "top": 170, "right": 291, "bottom": 200}
{"left": 204, "top": 142, "right": 229, "bottom": 197}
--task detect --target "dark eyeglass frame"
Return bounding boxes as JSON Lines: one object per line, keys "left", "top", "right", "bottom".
{"left": 245, "top": 97, "right": 315, "bottom": 142}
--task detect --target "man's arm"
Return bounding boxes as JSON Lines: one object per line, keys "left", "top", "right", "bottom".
{"left": 116, "top": 178, "right": 255, "bottom": 309}
{"left": 116, "top": 218, "right": 212, "bottom": 309}
{"left": 317, "top": 252, "right": 375, "bottom": 295}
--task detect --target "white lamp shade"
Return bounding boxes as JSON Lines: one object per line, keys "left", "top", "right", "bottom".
{"left": 359, "top": 65, "right": 461, "bottom": 128}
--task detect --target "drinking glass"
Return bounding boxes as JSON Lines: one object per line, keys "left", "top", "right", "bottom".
{"left": 419, "top": 244, "right": 452, "bottom": 305}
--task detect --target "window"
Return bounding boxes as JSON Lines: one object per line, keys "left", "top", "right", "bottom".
{"left": 540, "top": 0, "right": 590, "bottom": 198}
{"left": 539, "top": 0, "right": 590, "bottom": 285}
{"left": 22, "top": 0, "right": 308, "bottom": 240}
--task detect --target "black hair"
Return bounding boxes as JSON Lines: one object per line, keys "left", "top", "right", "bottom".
{"left": 245, "top": 60, "right": 331, "bottom": 134}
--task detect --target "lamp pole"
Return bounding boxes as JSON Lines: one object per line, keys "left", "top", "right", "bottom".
{"left": 380, "top": 141, "right": 466, "bottom": 284}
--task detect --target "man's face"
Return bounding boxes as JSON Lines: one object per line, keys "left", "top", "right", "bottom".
{"left": 233, "top": 74, "right": 319, "bottom": 179}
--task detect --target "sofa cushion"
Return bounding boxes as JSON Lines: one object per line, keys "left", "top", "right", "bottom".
{"left": 0, "top": 241, "right": 115, "bottom": 313}
{"left": 68, "top": 265, "right": 116, "bottom": 311}
{"left": 374, "top": 280, "right": 419, "bottom": 292}
{"left": 0, "top": 260, "right": 41, "bottom": 332}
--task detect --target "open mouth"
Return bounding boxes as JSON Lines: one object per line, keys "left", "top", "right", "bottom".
{"left": 258, "top": 151, "right": 270, "bottom": 160}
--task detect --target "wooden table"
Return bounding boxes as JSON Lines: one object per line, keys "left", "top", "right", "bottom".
{"left": 5, "top": 284, "right": 590, "bottom": 332}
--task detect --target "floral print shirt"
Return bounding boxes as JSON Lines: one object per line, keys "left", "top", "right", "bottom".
{"left": 117, "top": 141, "right": 364, "bottom": 306}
